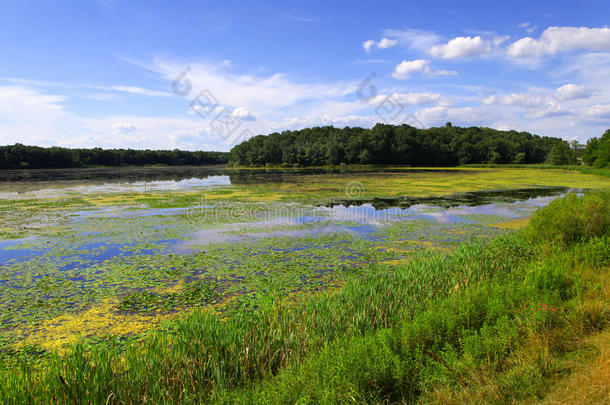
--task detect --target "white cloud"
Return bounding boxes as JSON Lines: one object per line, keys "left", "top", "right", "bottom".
{"left": 493, "top": 35, "right": 511, "bottom": 47}
{"left": 482, "top": 95, "right": 497, "bottom": 105}
{"left": 0, "top": 85, "right": 65, "bottom": 119}
{"left": 168, "top": 129, "right": 218, "bottom": 149}
{"left": 582, "top": 104, "right": 610, "bottom": 119}
{"left": 392, "top": 59, "right": 428, "bottom": 79}
{"left": 87, "top": 85, "right": 171, "bottom": 97}
{"left": 362, "top": 38, "right": 397, "bottom": 52}
{"left": 483, "top": 83, "right": 595, "bottom": 113}
{"left": 0, "top": 85, "right": 69, "bottom": 146}
{"left": 507, "top": 26, "right": 610, "bottom": 59}
{"left": 391, "top": 59, "right": 457, "bottom": 79}
{"left": 414, "top": 106, "right": 448, "bottom": 124}
{"left": 287, "top": 12, "right": 326, "bottom": 23}
{"left": 480, "top": 90, "right": 570, "bottom": 118}
{"left": 231, "top": 106, "right": 256, "bottom": 121}
{"left": 111, "top": 122, "right": 138, "bottom": 135}
{"left": 382, "top": 28, "right": 442, "bottom": 53}
{"left": 377, "top": 38, "right": 398, "bottom": 49}
{"left": 556, "top": 84, "right": 591, "bottom": 100}
{"left": 528, "top": 103, "right": 567, "bottom": 118}
{"left": 363, "top": 40, "right": 376, "bottom": 53}
{"left": 518, "top": 22, "right": 537, "bottom": 34}
{"left": 429, "top": 36, "right": 490, "bottom": 59}
{"left": 501, "top": 93, "right": 548, "bottom": 107}
{"left": 146, "top": 57, "right": 357, "bottom": 118}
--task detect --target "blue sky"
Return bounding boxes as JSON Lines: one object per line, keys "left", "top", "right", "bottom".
{"left": 1, "top": 0, "right": 609, "bottom": 151}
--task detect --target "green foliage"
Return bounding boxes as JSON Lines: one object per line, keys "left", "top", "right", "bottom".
{"left": 545, "top": 142, "right": 577, "bottom": 165}
{"left": 525, "top": 191, "right": 610, "bottom": 246}
{"left": 229, "top": 123, "right": 574, "bottom": 167}
{"left": 0, "top": 144, "right": 228, "bottom": 169}
{"left": 576, "top": 235, "right": 610, "bottom": 268}
{"left": 583, "top": 129, "right": 610, "bottom": 168}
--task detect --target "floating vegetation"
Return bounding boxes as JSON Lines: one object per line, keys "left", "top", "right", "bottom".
{"left": 118, "top": 279, "right": 220, "bottom": 313}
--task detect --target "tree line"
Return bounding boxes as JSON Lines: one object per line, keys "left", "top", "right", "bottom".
{"left": 583, "top": 129, "right": 610, "bottom": 168}
{"left": 0, "top": 144, "right": 229, "bottom": 170}
{"left": 229, "top": 123, "right": 579, "bottom": 167}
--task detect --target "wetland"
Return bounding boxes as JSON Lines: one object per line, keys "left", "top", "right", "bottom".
{"left": 1, "top": 166, "right": 607, "bottom": 353}
{"left": 1, "top": 165, "right": 610, "bottom": 403}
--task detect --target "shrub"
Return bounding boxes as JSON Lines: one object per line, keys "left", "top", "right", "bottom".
{"left": 525, "top": 191, "right": 610, "bottom": 246}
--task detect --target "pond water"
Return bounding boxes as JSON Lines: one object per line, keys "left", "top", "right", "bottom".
{"left": 0, "top": 166, "right": 604, "bottom": 352}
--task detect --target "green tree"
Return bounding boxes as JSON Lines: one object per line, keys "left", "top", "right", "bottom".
{"left": 546, "top": 142, "right": 576, "bottom": 165}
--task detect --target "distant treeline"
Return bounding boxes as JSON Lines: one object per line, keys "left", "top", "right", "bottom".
{"left": 583, "top": 129, "right": 610, "bottom": 168}
{"left": 0, "top": 144, "right": 229, "bottom": 170}
{"left": 229, "top": 123, "right": 579, "bottom": 167}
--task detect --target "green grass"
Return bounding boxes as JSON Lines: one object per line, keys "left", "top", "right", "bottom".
{"left": 1, "top": 191, "right": 609, "bottom": 403}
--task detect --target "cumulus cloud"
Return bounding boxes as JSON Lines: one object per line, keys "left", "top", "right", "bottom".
{"left": 231, "top": 106, "right": 256, "bottom": 121}
{"left": 556, "top": 84, "right": 591, "bottom": 100}
{"left": 362, "top": 38, "right": 398, "bottom": 52}
{"left": 429, "top": 36, "right": 490, "bottom": 59}
{"left": 481, "top": 91, "right": 569, "bottom": 118}
{"left": 391, "top": 60, "right": 428, "bottom": 79}
{"left": 507, "top": 26, "right": 610, "bottom": 59}
{"left": 391, "top": 59, "right": 457, "bottom": 79}
{"left": 483, "top": 84, "right": 594, "bottom": 113}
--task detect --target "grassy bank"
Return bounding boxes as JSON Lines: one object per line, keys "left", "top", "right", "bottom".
{"left": 2, "top": 191, "right": 610, "bottom": 403}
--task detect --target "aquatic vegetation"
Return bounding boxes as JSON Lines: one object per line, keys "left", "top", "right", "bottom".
{"left": 18, "top": 299, "right": 177, "bottom": 353}
{"left": 118, "top": 279, "right": 220, "bottom": 312}
{"left": 491, "top": 217, "right": 530, "bottom": 229}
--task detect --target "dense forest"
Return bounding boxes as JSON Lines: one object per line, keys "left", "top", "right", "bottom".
{"left": 583, "top": 129, "right": 610, "bottom": 168}
{"left": 0, "top": 144, "right": 228, "bottom": 170}
{"left": 229, "top": 123, "right": 579, "bottom": 167}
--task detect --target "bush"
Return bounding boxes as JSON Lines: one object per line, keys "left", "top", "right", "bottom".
{"left": 525, "top": 191, "right": 610, "bottom": 246}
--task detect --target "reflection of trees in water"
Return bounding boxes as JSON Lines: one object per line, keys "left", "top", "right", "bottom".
{"left": 0, "top": 166, "right": 228, "bottom": 183}
{"left": 327, "top": 187, "right": 579, "bottom": 209}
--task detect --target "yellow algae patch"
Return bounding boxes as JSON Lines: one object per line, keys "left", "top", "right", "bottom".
{"left": 19, "top": 299, "right": 177, "bottom": 352}
{"left": 491, "top": 217, "right": 530, "bottom": 229}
